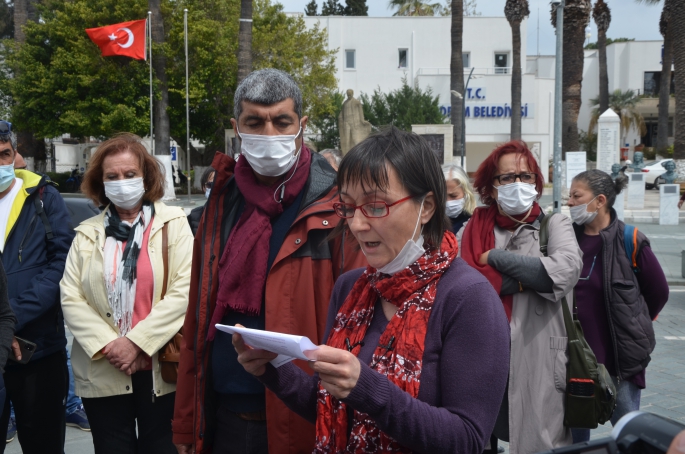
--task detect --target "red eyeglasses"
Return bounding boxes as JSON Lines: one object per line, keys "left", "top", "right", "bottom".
{"left": 333, "top": 196, "right": 413, "bottom": 219}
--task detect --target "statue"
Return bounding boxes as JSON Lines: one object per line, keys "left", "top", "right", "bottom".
{"left": 631, "top": 152, "right": 645, "bottom": 171}
{"left": 338, "top": 89, "right": 372, "bottom": 155}
{"left": 610, "top": 163, "right": 621, "bottom": 180}
{"left": 661, "top": 160, "right": 678, "bottom": 184}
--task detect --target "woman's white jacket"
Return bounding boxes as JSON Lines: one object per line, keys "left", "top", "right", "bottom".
{"left": 60, "top": 201, "right": 193, "bottom": 398}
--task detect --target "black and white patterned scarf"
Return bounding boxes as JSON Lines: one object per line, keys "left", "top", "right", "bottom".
{"left": 103, "top": 203, "right": 154, "bottom": 335}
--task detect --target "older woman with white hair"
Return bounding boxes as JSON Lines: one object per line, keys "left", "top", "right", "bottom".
{"left": 442, "top": 164, "right": 476, "bottom": 234}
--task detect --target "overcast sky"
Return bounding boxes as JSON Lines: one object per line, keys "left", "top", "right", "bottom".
{"left": 277, "top": 0, "right": 664, "bottom": 55}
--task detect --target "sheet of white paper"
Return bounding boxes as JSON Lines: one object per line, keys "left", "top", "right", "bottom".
{"left": 215, "top": 324, "right": 319, "bottom": 368}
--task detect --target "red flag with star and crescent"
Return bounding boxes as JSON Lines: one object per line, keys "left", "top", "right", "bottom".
{"left": 85, "top": 19, "right": 147, "bottom": 60}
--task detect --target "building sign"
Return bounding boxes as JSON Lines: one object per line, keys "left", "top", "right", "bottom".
{"left": 440, "top": 103, "right": 535, "bottom": 119}
{"left": 170, "top": 146, "right": 177, "bottom": 162}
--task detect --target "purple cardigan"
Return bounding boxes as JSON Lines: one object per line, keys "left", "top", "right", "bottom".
{"left": 258, "top": 258, "right": 510, "bottom": 453}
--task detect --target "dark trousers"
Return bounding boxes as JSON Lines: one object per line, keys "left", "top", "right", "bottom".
{"left": 0, "top": 350, "right": 69, "bottom": 454}
{"left": 81, "top": 371, "right": 175, "bottom": 454}
{"left": 213, "top": 403, "right": 269, "bottom": 454}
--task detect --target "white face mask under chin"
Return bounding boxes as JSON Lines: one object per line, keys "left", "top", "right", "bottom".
{"left": 377, "top": 199, "right": 425, "bottom": 276}
{"left": 495, "top": 182, "right": 538, "bottom": 215}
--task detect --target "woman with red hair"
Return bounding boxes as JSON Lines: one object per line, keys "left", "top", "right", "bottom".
{"left": 459, "top": 141, "right": 582, "bottom": 454}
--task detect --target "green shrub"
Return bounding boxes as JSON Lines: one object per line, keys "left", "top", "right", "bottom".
{"left": 46, "top": 172, "right": 72, "bottom": 191}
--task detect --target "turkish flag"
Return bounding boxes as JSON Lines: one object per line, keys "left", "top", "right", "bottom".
{"left": 85, "top": 19, "right": 147, "bottom": 60}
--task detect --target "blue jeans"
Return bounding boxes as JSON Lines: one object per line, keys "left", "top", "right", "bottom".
{"left": 571, "top": 377, "right": 641, "bottom": 443}
{"left": 66, "top": 350, "right": 82, "bottom": 415}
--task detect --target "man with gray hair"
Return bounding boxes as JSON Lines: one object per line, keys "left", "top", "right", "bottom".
{"left": 173, "top": 69, "right": 365, "bottom": 454}
{"left": 320, "top": 148, "right": 342, "bottom": 171}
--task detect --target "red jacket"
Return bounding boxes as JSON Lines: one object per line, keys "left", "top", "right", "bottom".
{"left": 172, "top": 151, "right": 365, "bottom": 453}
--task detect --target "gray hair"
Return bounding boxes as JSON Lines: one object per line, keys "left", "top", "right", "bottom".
{"left": 0, "top": 131, "right": 17, "bottom": 152}
{"left": 573, "top": 169, "right": 628, "bottom": 209}
{"left": 442, "top": 164, "right": 477, "bottom": 215}
{"left": 320, "top": 149, "right": 342, "bottom": 167}
{"left": 233, "top": 69, "right": 302, "bottom": 120}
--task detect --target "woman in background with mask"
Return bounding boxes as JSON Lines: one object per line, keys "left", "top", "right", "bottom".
{"left": 442, "top": 164, "right": 476, "bottom": 234}
{"left": 459, "top": 140, "right": 582, "bottom": 454}
{"left": 232, "top": 127, "right": 510, "bottom": 453}
{"left": 187, "top": 166, "right": 216, "bottom": 236}
{"left": 60, "top": 134, "right": 193, "bottom": 453}
{"left": 567, "top": 170, "right": 668, "bottom": 443}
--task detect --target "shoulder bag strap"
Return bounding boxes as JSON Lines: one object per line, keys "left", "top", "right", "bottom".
{"left": 161, "top": 222, "right": 169, "bottom": 298}
{"left": 539, "top": 213, "right": 578, "bottom": 342}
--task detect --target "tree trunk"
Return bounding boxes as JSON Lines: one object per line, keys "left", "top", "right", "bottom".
{"left": 149, "top": 0, "right": 170, "bottom": 155}
{"left": 561, "top": 0, "right": 591, "bottom": 157}
{"left": 237, "top": 0, "right": 253, "bottom": 85}
{"left": 510, "top": 20, "right": 522, "bottom": 140}
{"left": 597, "top": 28, "right": 609, "bottom": 115}
{"left": 673, "top": 0, "right": 685, "bottom": 161}
{"left": 657, "top": 20, "right": 673, "bottom": 154}
{"left": 450, "top": 0, "right": 464, "bottom": 160}
{"left": 13, "top": 0, "right": 44, "bottom": 170}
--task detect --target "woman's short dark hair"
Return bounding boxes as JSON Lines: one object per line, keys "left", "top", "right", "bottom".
{"left": 201, "top": 167, "right": 216, "bottom": 188}
{"left": 573, "top": 169, "right": 628, "bottom": 209}
{"left": 81, "top": 133, "right": 166, "bottom": 206}
{"left": 337, "top": 126, "right": 449, "bottom": 247}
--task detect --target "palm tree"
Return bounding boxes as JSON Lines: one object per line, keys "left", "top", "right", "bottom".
{"left": 588, "top": 89, "right": 647, "bottom": 148}
{"left": 635, "top": 0, "right": 672, "bottom": 155}
{"left": 237, "top": 0, "right": 253, "bottom": 85}
{"left": 450, "top": 0, "right": 464, "bottom": 159}
{"left": 13, "top": 0, "right": 46, "bottom": 171}
{"left": 505, "top": 0, "right": 530, "bottom": 140}
{"left": 388, "top": 0, "right": 444, "bottom": 16}
{"left": 149, "top": 0, "right": 170, "bottom": 157}
{"left": 671, "top": 0, "right": 685, "bottom": 162}
{"left": 551, "top": 0, "right": 592, "bottom": 156}
{"left": 593, "top": 0, "right": 611, "bottom": 115}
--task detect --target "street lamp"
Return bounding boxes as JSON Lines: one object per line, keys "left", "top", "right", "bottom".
{"left": 552, "top": 0, "right": 564, "bottom": 213}
{"left": 451, "top": 66, "right": 476, "bottom": 169}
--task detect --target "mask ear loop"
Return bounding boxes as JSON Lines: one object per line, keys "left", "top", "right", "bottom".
{"left": 411, "top": 198, "right": 425, "bottom": 242}
{"left": 274, "top": 125, "right": 304, "bottom": 203}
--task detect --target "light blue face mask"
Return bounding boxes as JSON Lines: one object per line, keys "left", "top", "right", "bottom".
{"left": 0, "top": 163, "right": 15, "bottom": 192}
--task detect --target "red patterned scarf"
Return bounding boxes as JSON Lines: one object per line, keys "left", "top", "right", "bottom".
{"left": 460, "top": 202, "right": 541, "bottom": 321}
{"left": 314, "top": 232, "right": 459, "bottom": 453}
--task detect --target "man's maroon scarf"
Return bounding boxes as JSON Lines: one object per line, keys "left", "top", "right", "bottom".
{"left": 207, "top": 147, "right": 312, "bottom": 340}
{"left": 460, "top": 203, "right": 541, "bottom": 321}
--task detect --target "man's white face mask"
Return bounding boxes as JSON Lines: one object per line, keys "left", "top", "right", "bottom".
{"left": 237, "top": 125, "right": 302, "bottom": 177}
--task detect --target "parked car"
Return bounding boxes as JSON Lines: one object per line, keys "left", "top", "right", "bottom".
{"left": 61, "top": 194, "right": 101, "bottom": 227}
{"left": 640, "top": 159, "right": 674, "bottom": 190}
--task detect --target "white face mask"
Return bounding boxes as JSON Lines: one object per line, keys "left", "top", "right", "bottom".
{"left": 104, "top": 177, "right": 145, "bottom": 211}
{"left": 570, "top": 196, "right": 598, "bottom": 225}
{"left": 205, "top": 188, "right": 211, "bottom": 199}
{"left": 237, "top": 126, "right": 302, "bottom": 177}
{"left": 495, "top": 182, "right": 538, "bottom": 215}
{"left": 445, "top": 199, "right": 465, "bottom": 218}
{"left": 377, "top": 199, "right": 425, "bottom": 276}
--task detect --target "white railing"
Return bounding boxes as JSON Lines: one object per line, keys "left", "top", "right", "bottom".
{"left": 416, "top": 67, "right": 512, "bottom": 76}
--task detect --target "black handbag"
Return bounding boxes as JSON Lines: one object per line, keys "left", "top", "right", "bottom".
{"left": 539, "top": 214, "right": 616, "bottom": 428}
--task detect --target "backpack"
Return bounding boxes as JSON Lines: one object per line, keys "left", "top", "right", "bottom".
{"left": 623, "top": 224, "right": 640, "bottom": 273}
{"left": 540, "top": 214, "right": 617, "bottom": 429}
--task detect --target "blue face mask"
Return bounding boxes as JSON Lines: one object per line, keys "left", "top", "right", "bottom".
{"left": 0, "top": 163, "right": 15, "bottom": 192}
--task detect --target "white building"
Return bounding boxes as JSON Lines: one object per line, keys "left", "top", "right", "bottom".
{"left": 302, "top": 14, "right": 673, "bottom": 172}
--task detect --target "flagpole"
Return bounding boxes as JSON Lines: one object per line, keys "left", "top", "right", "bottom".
{"left": 185, "top": 8, "right": 191, "bottom": 203}
{"left": 148, "top": 11, "right": 154, "bottom": 155}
